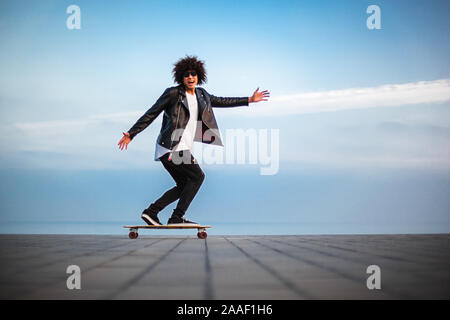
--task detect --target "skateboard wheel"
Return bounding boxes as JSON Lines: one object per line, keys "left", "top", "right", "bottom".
{"left": 129, "top": 231, "right": 138, "bottom": 239}
{"left": 197, "top": 231, "right": 207, "bottom": 239}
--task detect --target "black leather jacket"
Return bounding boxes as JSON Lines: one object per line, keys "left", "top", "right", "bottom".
{"left": 127, "top": 85, "right": 249, "bottom": 149}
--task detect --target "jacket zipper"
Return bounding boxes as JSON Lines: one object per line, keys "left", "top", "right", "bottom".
{"left": 168, "top": 94, "right": 182, "bottom": 161}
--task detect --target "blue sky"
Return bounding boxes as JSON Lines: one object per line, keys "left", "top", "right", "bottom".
{"left": 0, "top": 0, "right": 449, "bottom": 234}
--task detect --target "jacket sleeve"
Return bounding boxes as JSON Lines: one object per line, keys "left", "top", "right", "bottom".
{"left": 209, "top": 95, "right": 249, "bottom": 108}
{"left": 127, "top": 88, "right": 172, "bottom": 140}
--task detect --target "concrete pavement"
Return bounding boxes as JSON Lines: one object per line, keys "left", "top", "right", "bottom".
{"left": 0, "top": 234, "right": 449, "bottom": 299}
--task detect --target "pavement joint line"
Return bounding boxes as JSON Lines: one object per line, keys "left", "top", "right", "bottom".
{"left": 60, "top": 238, "right": 167, "bottom": 275}
{"left": 203, "top": 239, "right": 215, "bottom": 300}
{"left": 269, "top": 237, "right": 449, "bottom": 283}
{"left": 13, "top": 238, "right": 166, "bottom": 299}
{"left": 225, "top": 237, "right": 312, "bottom": 299}
{"left": 2, "top": 238, "right": 137, "bottom": 276}
{"left": 248, "top": 238, "right": 368, "bottom": 282}
{"left": 317, "top": 236, "right": 448, "bottom": 260}
{"left": 284, "top": 237, "right": 450, "bottom": 278}
{"left": 269, "top": 238, "right": 422, "bottom": 272}
{"left": 287, "top": 237, "right": 415, "bottom": 264}
{"left": 248, "top": 238, "right": 414, "bottom": 299}
{"left": 106, "top": 238, "right": 187, "bottom": 300}
{"left": 291, "top": 236, "right": 411, "bottom": 258}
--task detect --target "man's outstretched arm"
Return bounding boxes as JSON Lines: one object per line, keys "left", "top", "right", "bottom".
{"left": 127, "top": 88, "right": 172, "bottom": 140}
{"left": 210, "top": 87, "right": 270, "bottom": 107}
{"left": 117, "top": 87, "right": 172, "bottom": 151}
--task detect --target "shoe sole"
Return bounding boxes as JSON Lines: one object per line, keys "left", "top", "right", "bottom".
{"left": 142, "top": 213, "right": 161, "bottom": 226}
{"left": 167, "top": 223, "right": 200, "bottom": 227}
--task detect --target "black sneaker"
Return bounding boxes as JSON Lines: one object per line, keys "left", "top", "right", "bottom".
{"left": 141, "top": 209, "right": 162, "bottom": 226}
{"left": 167, "top": 216, "right": 200, "bottom": 226}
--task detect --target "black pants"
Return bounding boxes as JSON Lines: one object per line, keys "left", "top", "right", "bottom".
{"left": 150, "top": 150, "right": 205, "bottom": 218}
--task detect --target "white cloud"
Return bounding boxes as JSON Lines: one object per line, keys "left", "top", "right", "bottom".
{"left": 12, "top": 79, "right": 450, "bottom": 132}
{"left": 223, "top": 78, "right": 450, "bottom": 117}
{"left": 14, "top": 111, "right": 142, "bottom": 131}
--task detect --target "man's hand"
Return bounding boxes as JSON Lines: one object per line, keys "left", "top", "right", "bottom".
{"left": 118, "top": 132, "right": 131, "bottom": 150}
{"left": 249, "top": 87, "right": 270, "bottom": 103}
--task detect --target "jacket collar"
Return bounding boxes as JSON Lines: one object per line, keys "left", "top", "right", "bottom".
{"left": 177, "top": 84, "right": 186, "bottom": 97}
{"left": 177, "top": 85, "right": 207, "bottom": 115}
{"left": 177, "top": 85, "right": 188, "bottom": 110}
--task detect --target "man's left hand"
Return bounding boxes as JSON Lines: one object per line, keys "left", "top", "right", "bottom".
{"left": 249, "top": 87, "right": 270, "bottom": 103}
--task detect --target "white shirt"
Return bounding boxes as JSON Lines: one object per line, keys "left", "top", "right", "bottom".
{"left": 154, "top": 91, "right": 199, "bottom": 161}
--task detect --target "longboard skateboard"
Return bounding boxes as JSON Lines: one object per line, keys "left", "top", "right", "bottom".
{"left": 124, "top": 225, "right": 211, "bottom": 239}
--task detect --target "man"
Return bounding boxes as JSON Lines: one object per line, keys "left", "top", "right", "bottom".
{"left": 118, "top": 56, "right": 269, "bottom": 226}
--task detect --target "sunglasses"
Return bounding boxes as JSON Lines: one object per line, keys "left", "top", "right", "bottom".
{"left": 183, "top": 71, "right": 197, "bottom": 78}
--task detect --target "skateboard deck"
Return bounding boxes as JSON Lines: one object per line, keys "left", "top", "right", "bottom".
{"left": 124, "top": 225, "right": 211, "bottom": 239}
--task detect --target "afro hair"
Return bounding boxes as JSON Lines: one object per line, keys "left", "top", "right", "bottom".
{"left": 172, "top": 55, "right": 207, "bottom": 86}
